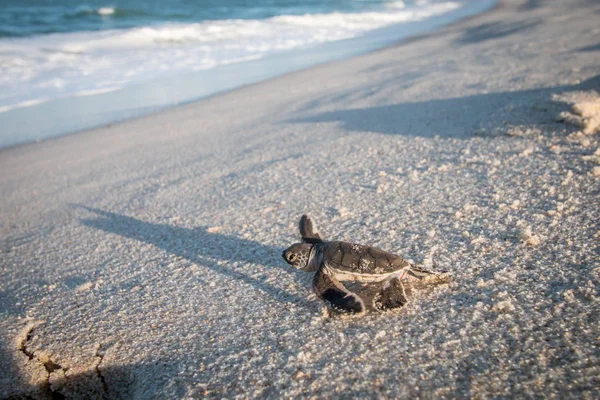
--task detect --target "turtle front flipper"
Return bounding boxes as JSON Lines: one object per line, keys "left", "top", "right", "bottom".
{"left": 299, "top": 214, "right": 325, "bottom": 244}
{"left": 373, "top": 275, "right": 409, "bottom": 311}
{"left": 313, "top": 265, "right": 365, "bottom": 314}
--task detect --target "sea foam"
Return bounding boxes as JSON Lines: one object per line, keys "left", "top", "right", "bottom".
{"left": 97, "top": 7, "right": 116, "bottom": 16}
{"left": 0, "top": 1, "right": 460, "bottom": 113}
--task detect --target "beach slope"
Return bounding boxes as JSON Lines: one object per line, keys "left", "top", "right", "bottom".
{"left": 1, "top": 0, "right": 600, "bottom": 397}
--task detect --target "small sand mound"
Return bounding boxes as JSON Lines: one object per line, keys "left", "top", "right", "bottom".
{"left": 555, "top": 90, "right": 600, "bottom": 134}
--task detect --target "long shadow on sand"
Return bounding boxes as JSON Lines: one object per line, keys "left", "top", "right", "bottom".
{"left": 519, "top": 0, "right": 543, "bottom": 10}
{"left": 457, "top": 18, "right": 542, "bottom": 44}
{"left": 289, "top": 75, "right": 600, "bottom": 138}
{"left": 78, "top": 207, "right": 305, "bottom": 305}
{"left": 577, "top": 42, "right": 600, "bottom": 52}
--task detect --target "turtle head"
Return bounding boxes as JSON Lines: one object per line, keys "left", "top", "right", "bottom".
{"left": 282, "top": 243, "right": 316, "bottom": 272}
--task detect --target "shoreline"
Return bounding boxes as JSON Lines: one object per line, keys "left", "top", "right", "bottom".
{"left": 0, "top": 0, "right": 497, "bottom": 150}
{"left": 2, "top": 0, "right": 600, "bottom": 398}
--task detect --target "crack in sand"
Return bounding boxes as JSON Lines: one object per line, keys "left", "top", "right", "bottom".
{"left": 18, "top": 323, "right": 67, "bottom": 399}
{"left": 16, "top": 323, "right": 114, "bottom": 399}
{"left": 94, "top": 343, "right": 110, "bottom": 395}
{"left": 18, "top": 323, "right": 38, "bottom": 362}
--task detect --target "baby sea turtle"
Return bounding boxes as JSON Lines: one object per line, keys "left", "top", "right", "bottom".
{"left": 282, "top": 215, "right": 447, "bottom": 314}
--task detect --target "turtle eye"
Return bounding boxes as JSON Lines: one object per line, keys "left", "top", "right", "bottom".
{"left": 288, "top": 253, "right": 297, "bottom": 262}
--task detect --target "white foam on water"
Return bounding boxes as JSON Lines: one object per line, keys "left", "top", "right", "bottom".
{"left": 0, "top": 1, "right": 461, "bottom": 113}
{"left": 97, "top": 7, "right": 116, "bottom": 16}
{"left": 73, "top": 86, "right": 122, "bottom": 97}
{"left": 0, "top": 98, "right": 49, "bottom": 113}
{"left": 72, "top": 5, "right": 117, "bottom": 16}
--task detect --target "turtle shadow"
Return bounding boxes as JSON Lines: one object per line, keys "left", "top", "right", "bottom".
{"left": 76, "top": 206, "right": 306, "bottom": 305}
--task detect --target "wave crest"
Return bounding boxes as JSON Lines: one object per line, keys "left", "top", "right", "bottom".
{"left": 69, "top": 5, "right": 147, "bottom": 19}
{"left": 0, "top": 1, "right": 463, "bottom": 112}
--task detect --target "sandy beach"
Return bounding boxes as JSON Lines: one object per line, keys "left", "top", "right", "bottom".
{"left": 1, "top": 0, "right": 600, "bottom": 398}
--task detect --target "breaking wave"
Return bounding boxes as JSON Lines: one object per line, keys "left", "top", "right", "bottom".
{"left": 0, "top": 1, "right": 462, "bottom": 113}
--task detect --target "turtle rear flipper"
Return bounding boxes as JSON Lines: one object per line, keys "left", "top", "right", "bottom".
{"left": 407, "top": 264, "right": 451, "bottom": 282}
{"left": 373, "top": 276, "right": 408, "bottom": 311}
{"left": 313, "top": 266, "right": 364, "bottom": 314}
{"left": 299, "top": 214, "right": 325, "bottom": 244}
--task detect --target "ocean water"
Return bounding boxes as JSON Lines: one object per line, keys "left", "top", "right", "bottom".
{"left": 0, "top": 0, "right": 459, "bottom": 38}
{"left": 0, "top": 0, "right": 496, "bottom": 147}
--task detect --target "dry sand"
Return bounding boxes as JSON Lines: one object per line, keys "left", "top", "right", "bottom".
{"left": 1, "top": 0, "right": 600, "bottom": 398}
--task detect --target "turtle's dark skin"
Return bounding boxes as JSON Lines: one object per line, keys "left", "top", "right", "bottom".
{"left": 282, "top": 215, "right": 446, "bottom": 314}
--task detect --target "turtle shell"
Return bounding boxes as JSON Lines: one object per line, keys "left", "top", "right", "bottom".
{"left": 320, "top": 241, "right": 411, "bottom": 275}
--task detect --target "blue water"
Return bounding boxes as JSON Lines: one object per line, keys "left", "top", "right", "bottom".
{"left": 0, "top": 0, "right": 497, "bottom": 148}
{"left": 0, "top": 0, "right": 396, "bottom": 37}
